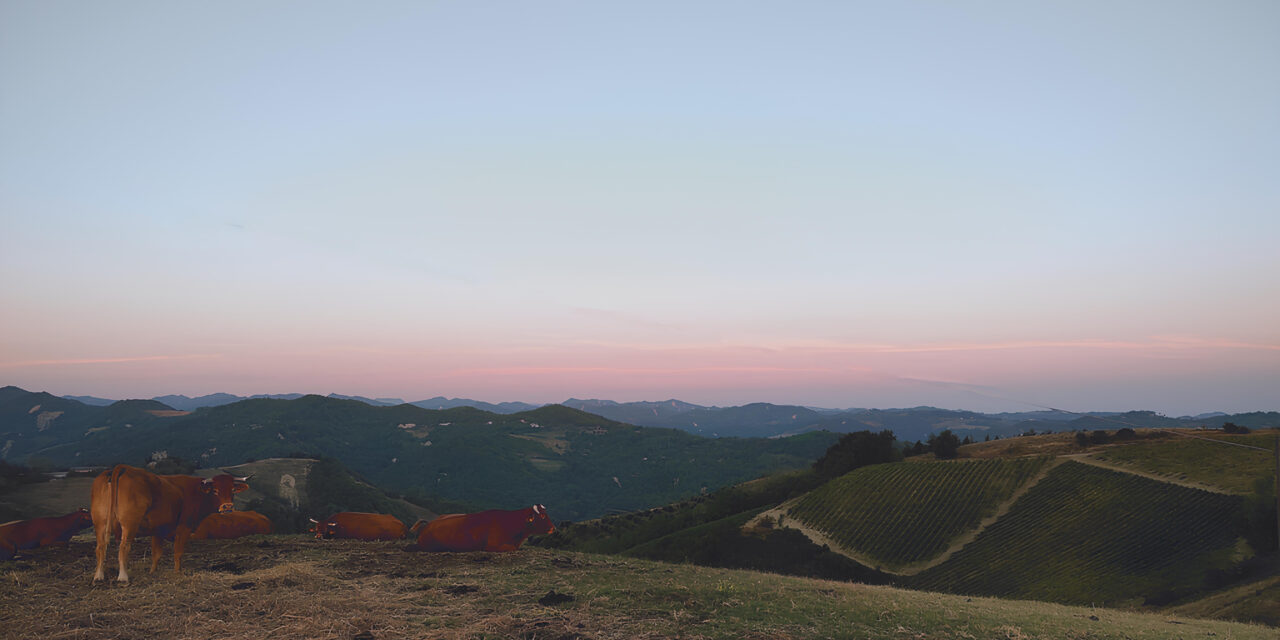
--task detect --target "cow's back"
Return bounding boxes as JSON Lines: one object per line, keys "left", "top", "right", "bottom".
{"left": 330, "top": 512, "right": 406, "bottom": 540}
{"left": 412, "top": 512, "right": 502, "bottom": 552}
{"left": 193, "top": 511, "right": 272, "bottom": 540}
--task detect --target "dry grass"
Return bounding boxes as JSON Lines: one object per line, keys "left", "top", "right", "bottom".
{"left": 957, "top": 432, "right": 1090, "bottom": 460}
{"left": 0, "top": 535, "right": 1275, "bottom": 640}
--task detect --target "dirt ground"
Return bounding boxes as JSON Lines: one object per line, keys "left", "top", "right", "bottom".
{"left": 1, "top": 535, "right": 1274, "bottom": 640}
{"left": 1, "top": 535, "right": 607, "bottom": 640}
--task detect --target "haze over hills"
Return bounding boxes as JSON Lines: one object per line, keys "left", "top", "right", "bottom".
{"left": 46, "top": 387, "right": 1280, "bottom": 443}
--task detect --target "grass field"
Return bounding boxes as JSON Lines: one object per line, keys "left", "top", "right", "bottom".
{"left": 0, "top": 477, "right": 96, "bottom": 520}
{"left": 1087, "top": 429, "right": 1278, "bottom": 494}
{"left": 909, "top": 461, "right": 1245, "bottom": 605}
{"left": 786, "top": 457, "right": 1050, "bottom": 569}
{"left": 0, "top": 535, "right": 1275, "bottom": 639}
{"left": 1165, "top": 575, "right": 1280, "bottom": 627}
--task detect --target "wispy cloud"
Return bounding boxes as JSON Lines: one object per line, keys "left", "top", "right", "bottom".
{"left": 0, "top": 354, "right": 221, "bottom": 368}
{"left": 446, "top": 365, "right": 845, "bottom": 377}
{"left": 749, "top": 337, "right": 1280, "bottom": 354}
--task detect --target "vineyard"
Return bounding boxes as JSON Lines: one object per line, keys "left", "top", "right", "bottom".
{"left": 786, "top": 457, "right": 1051, "bottom": 570}
{"left": 1087, "top": 430, "right": 1277, "bottom": 494}
{"left": 908, "top": 461, "right": 1244, "bottom": 605}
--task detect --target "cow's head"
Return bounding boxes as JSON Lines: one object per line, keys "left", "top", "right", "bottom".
{"left": 73, "top": 507, "right": 92, "bottom": 528}
{"left": 526, "top": 504, "right": 555, "bottom": 536}
{"left": 201, "top": 473, "right": 251, "bottom": 513}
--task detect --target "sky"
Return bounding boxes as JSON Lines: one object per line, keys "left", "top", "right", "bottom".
{"left": 2, "top": 1, "right": 1277, "bottom": 415}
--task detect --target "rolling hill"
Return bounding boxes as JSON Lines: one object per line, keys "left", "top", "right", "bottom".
{"left": 542, "top": 427, "right": 1279, "bottom": 619}
{"left": 0, "top": 387, "right": 838, "bottom": 521}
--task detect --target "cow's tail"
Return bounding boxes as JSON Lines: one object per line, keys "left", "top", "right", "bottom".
{"left": 107, "top": 464, "right": 127, "bottom": 537}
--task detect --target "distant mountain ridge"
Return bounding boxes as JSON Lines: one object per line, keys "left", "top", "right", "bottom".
{"left": 411, "top": 396, "right": 541, "bottom": 414}
{"left": 40, "top": 386, "right": 1278, "bottom": 442}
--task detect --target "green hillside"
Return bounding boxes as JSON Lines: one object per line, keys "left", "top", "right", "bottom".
{"left": 1087, "top": 429, "right": 1278, "bottom": 494}
{"left": 787, "top": 457, "right": 1051, "bottom": 570}
{"left": 0, "top": 456, "right": 438, "bottom": 534}
{"left": 544, "top": 430, "right": 1271, "bottom": 616}
{"left": 1, "top": 390, "right": 838, "bottom": 521}
{"left": 908, "top": 461, "right": 1244, "bottom": 605}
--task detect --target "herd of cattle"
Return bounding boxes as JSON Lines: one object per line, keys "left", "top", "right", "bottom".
{"left": 0, "top": 464, "right": 556, "bottom": 582}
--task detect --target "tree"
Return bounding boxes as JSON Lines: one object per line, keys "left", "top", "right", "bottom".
{"left": 813, "top": 430, "right": 900, "bottom": 479}
{"left": 928, "top": 430, "right": 961, "bottom": 460}
{"left": 1239, "top": 473, "right": 1277, "bottom": 553}
{"left": 1222, "top": 422, "right": 1251, "bottom": 435}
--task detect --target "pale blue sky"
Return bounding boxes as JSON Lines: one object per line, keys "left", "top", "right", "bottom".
{"left": 2, "top": 2, "right": 1277, "bottom": 413}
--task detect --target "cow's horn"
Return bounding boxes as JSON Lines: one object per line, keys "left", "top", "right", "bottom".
{"left": 235, "top": 474, "right": 253, "bottom": 482}
{"left": 309, "top": 518, "right": 319, "bottom": 524}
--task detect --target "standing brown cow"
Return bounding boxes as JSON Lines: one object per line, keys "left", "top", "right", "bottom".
{"left": 91, "top": 464, "right": 250, "bottom": 582}
{"left": 403, "top": 505, "right": 554, "bottom": 552}
{"left": 309, "top": 512, "right": 407, "bottom": 540}
{"left": 191, "top": 511, "right": 273, "bottom": 540}
{"left": 0, "top": 508, "right": 93, "bottom": 560}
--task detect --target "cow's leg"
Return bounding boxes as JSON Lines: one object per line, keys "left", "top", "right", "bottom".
{"left": 149, "top": 535, "right": 165, "bottom": 573}
{"left": 0, "top": 540, "right": 15, "bottom": 561}
{"left": 172, "top": 526, "right": 191, "bottom": 575}
{"left": 93, "top": 525, "right": 109, "bottom": 581}
{"left": 115, "top": 525, "right": 134, "bottom": 583}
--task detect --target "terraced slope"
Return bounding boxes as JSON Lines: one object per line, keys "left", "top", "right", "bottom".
{"left": 909, "top": 461, "right": 1243, "bottom": 605}
{"left": 786, "top": 457, "right": 1051, "bottom": 570}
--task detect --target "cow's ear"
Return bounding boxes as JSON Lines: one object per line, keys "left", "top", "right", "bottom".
{"left": 233, "top": 482, "right": 249, "bottom": 493}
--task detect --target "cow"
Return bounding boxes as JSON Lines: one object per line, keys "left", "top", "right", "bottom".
{"left": 0, "top": 508, "right": 93, "bottom": 560}
{"left": 403, "top": 505, "right": 554, "bottom": 552}
{"left": 408, "top": 513, "right": 461, "bottom": 539}
{"left": 191, "top": 510, "right": 273, "bottom": 540}
{"left": 309, "top": 512, "right": 407, "bottom": 541}
{"left": 91, "top": 464, "right": 250, "bottom": 582}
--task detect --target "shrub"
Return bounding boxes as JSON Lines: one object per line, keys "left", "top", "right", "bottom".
{"left": 1222, "top": 422, "right": 1251, "bottom": 435}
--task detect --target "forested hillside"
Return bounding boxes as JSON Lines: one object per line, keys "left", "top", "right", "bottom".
{"left": 0, "top": 387, "right": 837, "bottom": 520}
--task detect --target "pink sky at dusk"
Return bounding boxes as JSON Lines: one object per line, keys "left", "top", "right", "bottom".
{"left": 3, "top": 336, "right": 1275, "bottom": 415}
{"left": 3, "top": 3, "right": 1278, "bottom": 416}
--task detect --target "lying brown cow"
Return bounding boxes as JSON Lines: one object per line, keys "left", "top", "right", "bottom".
{"left": 91, "top": 464, "right": 250, "bottom": 582}
{"left": 191, "top": 510, "right": 273, "bottom": 540}
{"left": 404, "top": 505, "right": 554, "bottom": 552}
{"left": 310, "top": 512, "right": 406, "bottom": 541}
{"left": 0, "top": 508, "right": 93, "bottom": 560}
